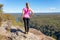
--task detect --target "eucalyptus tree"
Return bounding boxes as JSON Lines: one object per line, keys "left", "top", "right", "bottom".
{"left": 0, "top": 4, "right": 3, "bottom": 26}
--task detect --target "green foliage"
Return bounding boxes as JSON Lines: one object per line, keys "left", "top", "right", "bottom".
{"left": 0, "top": 4, "right": 3, "bottom": 26}
{"left": 0, "top": 4, "right": 3, "bottom": 8}
{"left": 30, "top": 14, "right": 60, "bottom": 40}
{"left": 0, "top": 4, "right": 3, "bottom": 13}
{"left": 2, "top": 14, "right": 15, "bottom": 20}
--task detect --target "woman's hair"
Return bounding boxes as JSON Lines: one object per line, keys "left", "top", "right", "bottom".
{"left": 26, "top": 2, "right": 29, "bottom": 9}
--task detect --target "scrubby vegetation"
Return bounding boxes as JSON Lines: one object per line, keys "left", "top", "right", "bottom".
{"left": 0, "top": 4, "right": 23, "bottom": 27}
{"left": 29, "top": 14, "right": 60, "bottom": 40}
{"left": 0, "top": 14, "right": 23, "bottom": 27}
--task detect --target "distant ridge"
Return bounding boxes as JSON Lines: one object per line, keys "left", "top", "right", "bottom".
{"left": 4, "top": 12, "right": 60, "bottom": 15}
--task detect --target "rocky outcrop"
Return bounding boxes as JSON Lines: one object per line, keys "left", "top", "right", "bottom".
{"left": 0, "top": 21, "right": 55, "bottom": 40}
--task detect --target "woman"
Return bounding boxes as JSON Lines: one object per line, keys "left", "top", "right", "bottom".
{"left": 22, "top": 2, "right": 34, "bottom": 34}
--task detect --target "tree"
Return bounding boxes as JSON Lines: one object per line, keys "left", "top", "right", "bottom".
{"left": 0, "top": 4, "right": 3, "bottom": 26}
{"left": 0, "top": 4, "right": 3, "bottom": 14}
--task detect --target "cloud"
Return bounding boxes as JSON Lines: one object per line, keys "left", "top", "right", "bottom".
{"left": 49, "top": 8, "right": 56, "bottom": 10}
{"left": 3, "top": 8, "right": 21, "bottom": 13}
{"left": 35, "top": 7, "right": 59, "bottom": 13}
{"left": 47, "top": 7, "right": 57, "bottom": 11}
{"left": 3, "top": 7, "right": 60, "bottom": 13}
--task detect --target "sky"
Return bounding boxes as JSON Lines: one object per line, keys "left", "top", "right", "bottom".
{"left": 0, "top": 0, "right": 60, "bottom": 13}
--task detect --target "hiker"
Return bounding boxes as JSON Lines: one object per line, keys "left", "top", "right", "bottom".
{"left": 22, "top": 2, "right": 34, "bottom": 34}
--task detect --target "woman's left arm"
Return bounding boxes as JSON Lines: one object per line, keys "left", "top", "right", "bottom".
{"left": 30, "top": 8, "right": 34, "bottom": 16}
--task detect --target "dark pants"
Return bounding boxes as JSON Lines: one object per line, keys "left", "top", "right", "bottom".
{"left": 23, "top": 18, "right": 30, "bottom": 33}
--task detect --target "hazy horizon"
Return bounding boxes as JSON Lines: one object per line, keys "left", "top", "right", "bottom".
{"left": 3, "top": 12, "right": 60, "bottom": 14}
